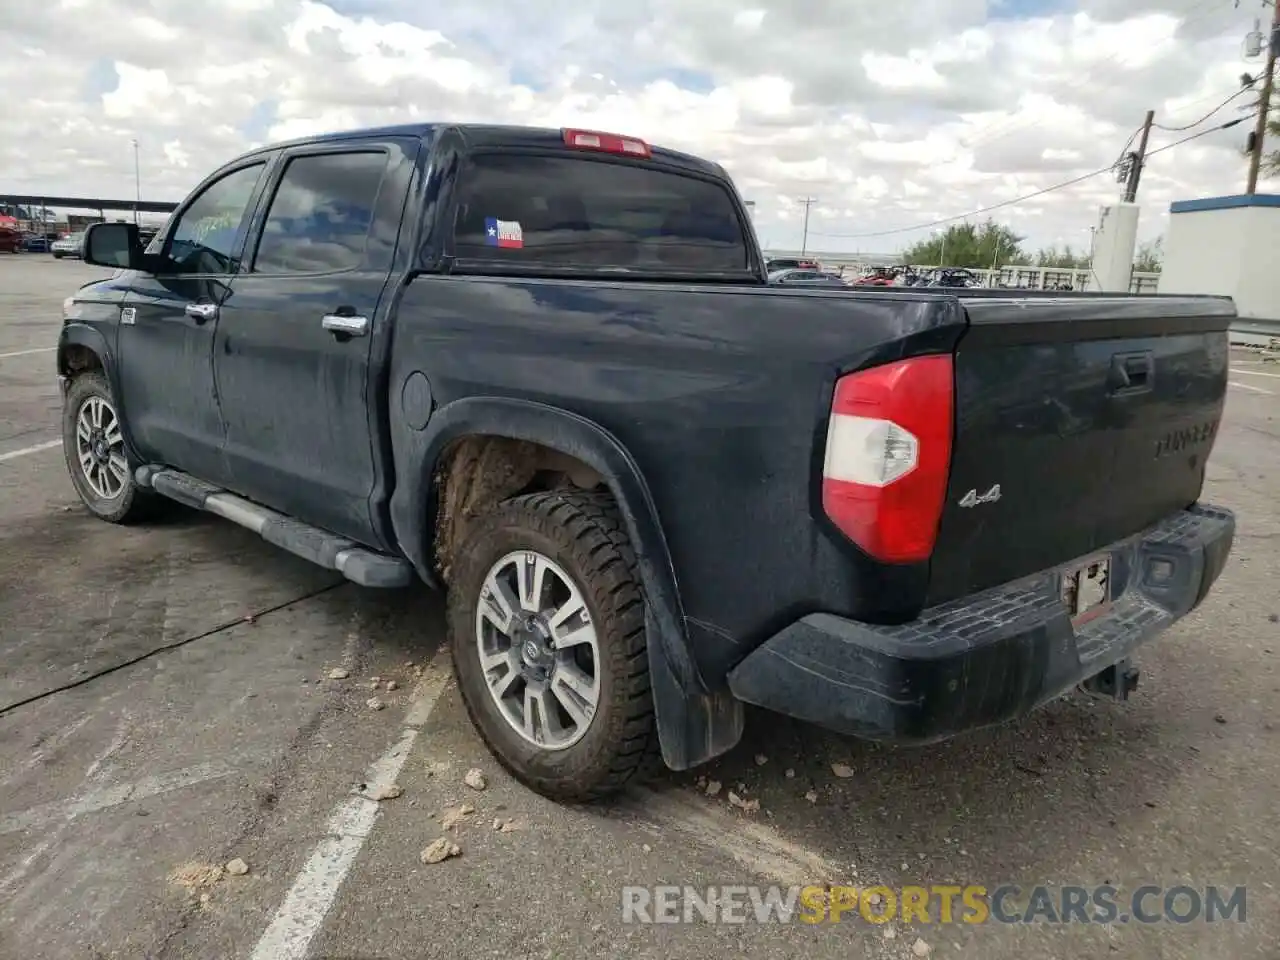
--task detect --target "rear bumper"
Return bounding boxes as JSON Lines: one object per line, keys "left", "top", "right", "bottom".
{"left": 727, "top": 503, "right": 1234, "bottom": 745}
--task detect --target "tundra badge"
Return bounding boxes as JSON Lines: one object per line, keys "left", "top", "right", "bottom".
{"left": 959, "top": 484, "right": 1001, "bottom": 508}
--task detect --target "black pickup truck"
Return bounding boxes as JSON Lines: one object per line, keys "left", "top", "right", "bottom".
{"left": 59, "top": 123, "right": 1235, "bottom": 801}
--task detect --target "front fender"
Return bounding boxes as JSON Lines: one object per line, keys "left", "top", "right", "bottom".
{"left": 57, "top": 322, "right": 115, "bottom": 387}
{"left": 388, "top": 395, "right": 744, "bottom": 770}
{"left": 57, "top": 323, "right": 146, "bottom": 464}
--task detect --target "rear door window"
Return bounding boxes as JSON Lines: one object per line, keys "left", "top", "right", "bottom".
{"left": 452, "top": 154, "right": 749, "bottom": 273}
{"left": 252, "top": 151, "right": 387, "bottom": 275}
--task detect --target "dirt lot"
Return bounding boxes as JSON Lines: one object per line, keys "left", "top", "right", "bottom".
{"left": 1, "top": 255, "right": 1277, "bottom": 960}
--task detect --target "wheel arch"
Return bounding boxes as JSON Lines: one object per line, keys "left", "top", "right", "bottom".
{"left": 57, "top": 324, "right": 144, "bottom": 464}
{"left": 389, "top": 396, "right": 744, "bottom": 770}
{"left": 57, "top": 324, "right": 111, "bottom": 382}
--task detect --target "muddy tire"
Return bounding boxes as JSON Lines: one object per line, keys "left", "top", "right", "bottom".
{"left": 448, "top": 489, "right": 659, "bottom": 802}
{"left": 62, "top": 372, "right": 156, "bottom": 523}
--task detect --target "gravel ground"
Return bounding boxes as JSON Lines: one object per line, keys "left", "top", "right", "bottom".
{"left": 1, "top": 256, "right": 1276, "bottom": 960}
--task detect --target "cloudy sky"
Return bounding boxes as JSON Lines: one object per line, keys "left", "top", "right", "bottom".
{"left": 2, "top": 0, "right": 1275, "bottom": 255}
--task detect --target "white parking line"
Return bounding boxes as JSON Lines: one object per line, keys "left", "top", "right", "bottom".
{"left": 0, "top": 439, "right": 62, "bottom": 463}
{"left": 248, "top": 655, "right": 451, "bottom": 960}
{"left": 1230, "top": 367, "right": 1280, "bottom": 379}
{"left": 0, "top": 347, "right": 55, "bottom": 360}
{"left": 0, "top": 759, "right": 252, "bottom": 836}
{"left": 1230, "top": 380, "right": 1275, "bottom": 395}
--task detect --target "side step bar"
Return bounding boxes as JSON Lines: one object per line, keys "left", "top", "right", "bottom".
{"left": 136, "top": 465, "right": 414, "bottom": 589}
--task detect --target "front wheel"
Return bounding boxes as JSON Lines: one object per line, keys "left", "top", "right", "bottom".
{"left": 62, "top": 372, "right": 155, "bottom": 523}
{"left": 448, "top": 489, "right": 659, "bottom": 802}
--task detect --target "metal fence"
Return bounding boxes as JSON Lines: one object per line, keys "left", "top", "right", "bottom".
{"left": 910, "top": 265, "right": 1161, "bottom": 294}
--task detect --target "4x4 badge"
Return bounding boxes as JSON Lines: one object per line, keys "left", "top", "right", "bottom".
{"left": 959, "top": 484, "right": 1001, "bottom": 508}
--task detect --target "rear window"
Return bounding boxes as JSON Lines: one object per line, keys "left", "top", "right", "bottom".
{"left": 452, "top": 153, "right": 749, "bottom": 273}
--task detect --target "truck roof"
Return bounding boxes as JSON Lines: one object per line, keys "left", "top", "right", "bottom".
{"left": 241, "top": 122, "right": 730, "bottom": 180}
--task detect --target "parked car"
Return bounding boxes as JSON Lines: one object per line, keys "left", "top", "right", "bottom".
{"left": 766, "top": 257, "right": 819, "bottom": 272}
{"left": 853, "top": 266, "right": 896, "bottom": 286}
{"left": 925, "top": 267, "right": 981, "bottom": 288}
{"left": 767, "top": 268, "right": 846, "bottom": 286}
{"left": 0, "top": 227, "right": 20, "bottom": 254}
{"left": 22, "top": 234, "right": 50, "bottom": 253}
{"left": 51, "top": 233, "right": 85, "bottom": 259}
{"left": 62, "top": 122, "right": 1235, "bottom": 802}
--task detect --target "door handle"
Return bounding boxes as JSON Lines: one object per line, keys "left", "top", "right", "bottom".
{"left": 185, "top": 302, "right": 218, "bottom": 323}
{"left": 322, "top": 314, "right": 370, "bottom": 337}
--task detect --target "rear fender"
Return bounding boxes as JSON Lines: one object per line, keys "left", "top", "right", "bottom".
{"left": 389, "top": 396, "right": 744, "bottom": 769}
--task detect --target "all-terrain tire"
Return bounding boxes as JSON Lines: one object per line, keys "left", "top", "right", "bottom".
{"left": 62, "top": 371, "right": 157, "bottom": 523}
{"left": 448, "top": 489, "right": 660, "bottom": 802}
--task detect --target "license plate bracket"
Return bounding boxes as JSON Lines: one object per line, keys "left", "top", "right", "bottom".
{"left": 1061, "top": 556, "right": 1111, "bottom": 625}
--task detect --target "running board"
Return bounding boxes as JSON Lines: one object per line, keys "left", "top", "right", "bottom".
{"left": 135, "top": 465, "right": 414, "bottom": 589}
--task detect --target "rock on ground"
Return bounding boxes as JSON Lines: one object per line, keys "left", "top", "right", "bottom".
{"left": 420, "top": 838, "right": 462, "bottom": 864}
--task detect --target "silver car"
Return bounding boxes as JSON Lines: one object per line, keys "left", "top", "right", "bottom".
{"left": 767, "top": 268, "right": 846, "bottom": 287}
{"left": 50, "top": 233, "right": 84, "bottom": 259}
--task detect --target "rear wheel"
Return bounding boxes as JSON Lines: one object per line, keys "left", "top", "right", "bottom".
{"left": 448, "top": 489, "right": 659, "bottom": 801}
{"left": 62, "top": 372, "right": 155, "bottom": 523}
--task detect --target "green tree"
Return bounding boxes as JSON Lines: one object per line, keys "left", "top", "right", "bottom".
{"left": 901, "top": 219, "right": 1025, "bottom": 268}
{"left": 1134, "top": 236, "right": 1163, "bottom": 273}
{"left": 1034, "top": 245, "right": 1090, "bottom": 269}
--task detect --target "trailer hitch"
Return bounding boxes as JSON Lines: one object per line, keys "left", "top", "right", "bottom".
{"left": 1079, "top": 659, "right": 1140, "bottom": 701}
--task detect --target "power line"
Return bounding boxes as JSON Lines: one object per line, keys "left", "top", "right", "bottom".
{"left": 1114, "top": 123, "right": 1144, "bottom": 167}
{"left": 809, "top": 114, "right": 1254, "bottom": 240}
{"left": 1153, "top": 85, "right": 1251, "bottom": 131}
{"left": 808, "top": 168, "right": 1116, "bottom": 239}
{"left": 1150, "top": 111, "right": 1254, "bottom": 154}
{"left": 959, "top": 0, "right": 1234, "bottom": 155}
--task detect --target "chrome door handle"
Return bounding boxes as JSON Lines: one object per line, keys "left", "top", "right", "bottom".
{"left": 322, "top": 314, "right": 369, "bottom": 337}
{"left": 185, "top": 302, "right": 218, "bottom": 323}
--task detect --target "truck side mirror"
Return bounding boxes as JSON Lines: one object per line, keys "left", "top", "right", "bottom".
{"left": 83, "top": 222, "right": 143, "bottom": 270}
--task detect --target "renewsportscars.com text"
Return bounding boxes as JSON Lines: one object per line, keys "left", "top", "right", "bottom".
{"left": 621, "top": 884, "right": 1247, "bottom": 925}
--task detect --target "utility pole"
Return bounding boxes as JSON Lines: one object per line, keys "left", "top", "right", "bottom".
{"left": 131, "top": 138, "right": 142, "bottom": 226}
{"left": 1123, "top": 110, "right": 1156, "bottom": 202}
{"left": 797, "top": 197, "right": 818, "bottom": 255}
{"left": 1246, "top": 1, "right": 1280, "bottom": 194}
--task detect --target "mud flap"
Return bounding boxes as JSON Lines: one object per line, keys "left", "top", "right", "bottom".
{"left": 646, "top": 608, "right": 744, "bottom": 770}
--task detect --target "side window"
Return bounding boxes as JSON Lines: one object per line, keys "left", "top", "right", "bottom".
{"left": 252, "top": 152, "right": 387, "bottom": 275}
{"left": 163, "top": 163, "right": 266, "bottom": 275}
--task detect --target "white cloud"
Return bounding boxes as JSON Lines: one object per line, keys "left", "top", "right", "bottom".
{"left": 0, "top": 0, "right": 1274, "bottom": 256}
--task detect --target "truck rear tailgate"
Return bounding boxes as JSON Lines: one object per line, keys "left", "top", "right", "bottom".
{"left": 927, "top": 294, "right": 1234, "bottom": 604}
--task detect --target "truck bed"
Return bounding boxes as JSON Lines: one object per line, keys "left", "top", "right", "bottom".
{"left": 392, "top": 277, "right": 1233, "bottom": 677}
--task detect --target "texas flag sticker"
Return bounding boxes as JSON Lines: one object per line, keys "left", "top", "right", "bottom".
{"left": 484, "top": 217, "right": 524, "bottom": 249}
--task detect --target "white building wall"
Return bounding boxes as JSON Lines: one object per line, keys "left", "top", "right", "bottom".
{"left": 1158, "top": 195, "right": 1280, "bottom": 325}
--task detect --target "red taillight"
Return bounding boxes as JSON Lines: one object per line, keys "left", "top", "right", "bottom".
{"left": 821, "top": 355, "right": 954, "bottom": 563}
{"left": 561, "top": 128, "right": 651, "bottom": 158}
